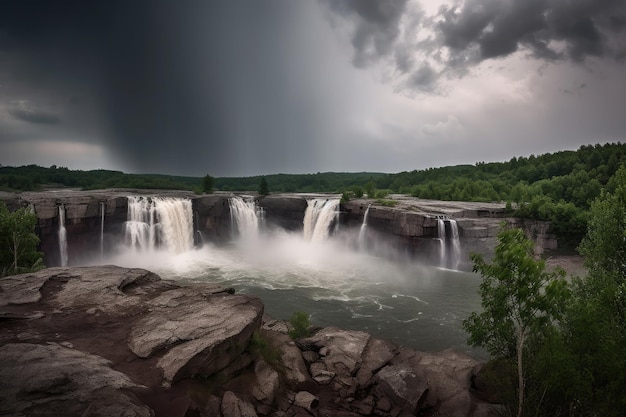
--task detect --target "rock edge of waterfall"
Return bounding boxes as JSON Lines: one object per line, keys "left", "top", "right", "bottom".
{"left": 0, "top": 266, "right": 502, "bottom": 417}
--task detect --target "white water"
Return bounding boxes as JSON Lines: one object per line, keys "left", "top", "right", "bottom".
{"left": 124, "top": 196, "right": 194, "bottom": 253}
{"left": 303, "top": 198, "right": 340, "bottom": 242}
{"left": 437, "top": 218, "right": 446, "bottom": 267}
{"left": 58, "top": 205, "right": 68, "bottom": 266}
{"left": 229, "top": 196, "right": 259, "bottom": 240}
{"left": 449, "top": 219, "right": 461, "bottom": 270}
{"left": 96, "top": 195, "right": 481, "bottom": 355}
{"left": 358, "top": 204, "right": 371, "bottom": 249}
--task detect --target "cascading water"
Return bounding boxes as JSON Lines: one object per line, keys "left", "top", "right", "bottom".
{"left": 58, "top": 205, "right": 68, "bottom": 266}
{"left": 358, "top": 204, "right": 371, "bottom": 249}
{"left": 303, "top": 198, "right": 340, "bottom": 242}
{"left": 449, "top": 219, "right": 461, "bottom": 269}
{"left": 437, "top": 216, "right": 462, "bottom": 269}
{"left": 229, "top": 196, "right": 259, "bottom": 240}
{"left": 124, "top": 196, "right": 194, "bottom": 253}
{"left": 437, "top": 218, "right": 446, "bottom": 267}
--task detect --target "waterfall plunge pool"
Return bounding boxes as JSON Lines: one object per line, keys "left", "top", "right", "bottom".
{"left": 103, "top": 230, "right": 484, "bottom": 357}
{"left": 88, "top": 195, "right": 485, "bottom": 357}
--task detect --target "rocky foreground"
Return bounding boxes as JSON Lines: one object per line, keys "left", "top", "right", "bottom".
{"left": 0, "top": 266, "right": 500, "bottom": 417}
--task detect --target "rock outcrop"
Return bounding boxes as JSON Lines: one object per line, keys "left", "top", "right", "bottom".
{"left": 0, "top": 266, "right": 264, "bottom": 415}
{"left": 0, "top": 266, "right": 501, "bottom": 417}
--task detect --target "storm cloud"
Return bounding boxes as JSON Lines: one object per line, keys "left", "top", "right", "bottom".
{"left": 0, "top": 1, "right": 625, "bottom": 176}
{"left": 329, "top": 0, "right": 626, "bottom": 91}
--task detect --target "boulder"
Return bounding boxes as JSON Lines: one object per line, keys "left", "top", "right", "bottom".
{"left": 128, "top": 291, "right": 263, "bottom": 383}
{"left": 0, "top": 342, "right": 152, "bottom": 417}
{"left": 355, "top": 337, "right": 397, "bottom": 389}
{"left": 0, "top": 266, "right": 265, "bottom": 415}
{"left": 302, "top": 327, "right": 370, "bottom": 378}
{"left": 375, "top": 365, "right": 429, "bottom": 414}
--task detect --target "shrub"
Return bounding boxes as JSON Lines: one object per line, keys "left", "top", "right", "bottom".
{"left": 288, "top": 311, "right": 311, "bottom": 339}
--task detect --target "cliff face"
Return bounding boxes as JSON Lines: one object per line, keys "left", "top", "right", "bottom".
{"left": 1, "top": 190, "right": 233, "bottom": 266}
{"left": 0, "top": 190, "right": 558, "bottom": 268}
{"left": 341, "top": 198, "right": 557, "bottom": 267}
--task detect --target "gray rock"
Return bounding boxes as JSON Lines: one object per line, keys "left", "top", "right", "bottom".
{"left": 222, "top": 391, "right": 258, "bottom": 417}
{"left": 293, "top": 391, "right": 319, "bottom": 412}
{"left": 259, "top": 329, "right": 313, "bottom": 390}
{"left": 144, "top": 294, "right": 263, "bottom": 383}
{"left": 252, "top": 360, "right": 281, "bottom": 404}
{"left": 0, "top": 342, "right": 152, "bottom": 417}
{"left": 302, "top": 327, "right": 370, "bottom": 378}
{"left": 411, "top": 348, "right": 478, "bottom": 410}
{"left": 375, "top": 365, "right": 429, "bottom": 414}
{"left": 355, "top": 337, "right": 397, "bottom": 389}
{"left": 0, "top": 268, "right": 52, "bottom": 306}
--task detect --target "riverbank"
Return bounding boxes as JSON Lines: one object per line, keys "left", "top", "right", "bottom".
{"left": 0, "top": 266, "right": 501, "bottom": 417}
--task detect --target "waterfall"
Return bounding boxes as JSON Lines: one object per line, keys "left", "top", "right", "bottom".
{"left": 437, "top": 216, "right": 461, "bottom": 269}
{"left": 358, "top": 204, "right": 371, "bottom": 248}
{"left": 229, "top": 196, "right": 259, "bottom": 240}
{"left": 437, "top": 218, "right": 446, "bottom": 267}
{"left": 124, "top": 196, "right": 194, "bottom": 253}
{"left": 100, "top": 202, "right": 105, "bottom": 260}
{"left": 449, "top": 219, "right": 461, "bottom": 269}
{"left": 303, "top": 198, "right": 340, "bottom": 242}
{"left": 58, "top": 205, "right": 68, "bottom": 266}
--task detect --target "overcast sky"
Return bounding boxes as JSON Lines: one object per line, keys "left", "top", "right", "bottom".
{"left": 1, "top": 0, "right": 625, "bottom": 177}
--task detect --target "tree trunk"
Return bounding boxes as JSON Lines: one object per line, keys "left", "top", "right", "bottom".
{"left": 517, "top": 327, "right": 526, "bottom": 417}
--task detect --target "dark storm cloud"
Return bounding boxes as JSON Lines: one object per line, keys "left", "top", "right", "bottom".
{"left": 7, "top": 101, "right": 60, "bottom": 125}
{"left": 0, "top": 0, "right": 329, "bottom": 175}
{"left": 439, "top": 0, "right": 626, "bottom": 62}
{"left": 327, "top": 0, "right": 626, "bottom": 91}
{"left": 326, "top": 0, "right": 410, "bottom": 68}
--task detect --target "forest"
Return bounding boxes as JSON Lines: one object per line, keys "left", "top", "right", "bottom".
{"left": 2, "top": 142, "right": 625, "bottom": 248}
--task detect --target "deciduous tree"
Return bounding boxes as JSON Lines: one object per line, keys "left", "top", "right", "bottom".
{"left": 0, "top": 203, "right": 44, "bottom": 277}
{"left": 463, "top": 227, "right": 568, "bottom": 417}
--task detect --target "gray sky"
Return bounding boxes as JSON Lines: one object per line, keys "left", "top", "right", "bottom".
{"left": 1, "top": 0, "right": 625, "bottom": 177}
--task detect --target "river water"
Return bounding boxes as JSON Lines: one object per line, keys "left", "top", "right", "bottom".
{"left": 104, "top": 229, "right": 484, "bottom": 357}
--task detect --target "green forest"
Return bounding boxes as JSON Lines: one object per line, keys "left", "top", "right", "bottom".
{"left": 2, "top": 142, "right": 625, "bottom": 247}
{"left": 463, "top": 165, "right": 626, "bottom": 416}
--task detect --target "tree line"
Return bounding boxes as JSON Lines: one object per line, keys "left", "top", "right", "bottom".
{"left": 2, "top": 142, "right": 625, "bottom": 247}
{"left": 464, "top": 165, "right": 626, "bottom": 416}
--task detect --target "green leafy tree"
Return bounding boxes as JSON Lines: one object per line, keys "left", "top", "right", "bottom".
{"left": 258, "top": 176, "right": 269, "bottom": 196}
{"left": 0, "top": 203, "right": 44, "bottom": 277}
{"left": 202, "top": 174, "right": 214, "bottom": 194}
{"left": 562, "top": 164, "right": 626, "bottom": 414}
{"left": 463, "top": 227, "right": 569, "bottom": 417}
{"left": 578, "top": 165, "right": 626, "bottom": 278}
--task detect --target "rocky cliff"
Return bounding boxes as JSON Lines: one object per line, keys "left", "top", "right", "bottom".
{"left": 342, "top": 198, "right": 557, "bottom": 267}
{"left": 0, "top": 190, "right": 558, "bottom": 269}
{"left": 0, "top": 266, "right": 500, "bottom": 417}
